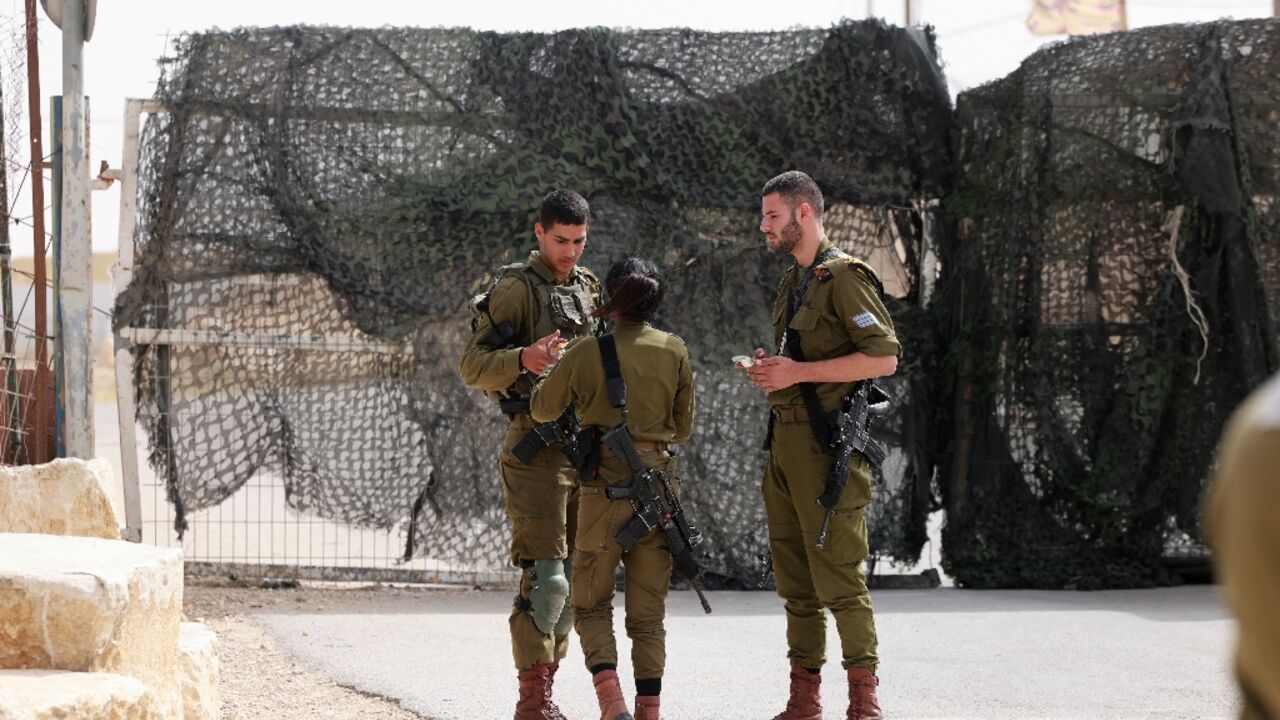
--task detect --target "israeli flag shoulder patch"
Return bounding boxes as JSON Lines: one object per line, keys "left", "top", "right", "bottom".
{"left": 852, "top": 311, "right": 878, "bottom": 329}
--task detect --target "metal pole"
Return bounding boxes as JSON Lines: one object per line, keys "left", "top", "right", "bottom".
{"left": 1274, "top": 0, "right": 1278, "bottom": 17}
{"left": 24, "top": 0, "right": 49, "bottom": 463}
{"left": 1119, "top": 0, "right": 1128, "bottom": 30}
{"left": 59, "top": 0, "right": 92, "bottom": 458}
{"left": 0, "top": 71, "right": 18, "bottom": 463}
{"left": 50, "top": 95, "right": 63, "bottom": 456}
{"left": 114, "top": 98, "right": 157, "bottom": 542}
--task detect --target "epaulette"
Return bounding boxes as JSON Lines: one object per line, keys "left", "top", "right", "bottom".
{"left": 813, "top": 254, "right": 886, "bottom": 300}
{"left": 815, "top": 251, "right": 850, "bottom": 282}
{"left": 844, "top": 258, "right": 886, "bottom": 301}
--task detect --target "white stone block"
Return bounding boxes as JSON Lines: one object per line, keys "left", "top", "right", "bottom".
{"left": 0, "top": 459, "right": 120, "bottom": 539}
{"left": 0, "top": 534, "right": 182, "bottom": 717}
{"left": 0, "top": 669, "right": 162, "bottom": 720}
{"left": 177, "top": 622, "right": 220, "bottom": 720}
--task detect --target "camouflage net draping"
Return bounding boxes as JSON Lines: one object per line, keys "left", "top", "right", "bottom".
{"left": 937, "top": 20, "right": 1280, "bottom": 588}
{"left": 115, "top": 20, "right": 951, "bottom": 586}
{"left": 117, "top": 17, "right": 1280, "bottom": 589}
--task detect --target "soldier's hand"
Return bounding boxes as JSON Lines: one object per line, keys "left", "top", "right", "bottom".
{"left": 748, "top": 355, "right": 799, "bottom": 393}
{"left": 521, "top": 330, "right": 563, "bottom": 374}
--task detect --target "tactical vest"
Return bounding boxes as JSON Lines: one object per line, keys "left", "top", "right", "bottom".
{"left": 477, "top": 261, "right": 600, "bottom": 402}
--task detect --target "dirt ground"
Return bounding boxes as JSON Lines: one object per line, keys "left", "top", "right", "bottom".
{"left": 185, "top": 581, "right": 430, "bottom": 720}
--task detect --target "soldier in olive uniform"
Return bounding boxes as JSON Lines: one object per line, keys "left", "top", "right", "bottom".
{"left": 1207, "top": 372, "right": 1280, "bottom": 720}
{"left": 531, "top": 257, "right": 694, "bottom": 720}
{"left": 745, "top": 172, "right": 899, "bottom": 720}
{"left": 458, "top": 190, "right": 601, "bottom": 720}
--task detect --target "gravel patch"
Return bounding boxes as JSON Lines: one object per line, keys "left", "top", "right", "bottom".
{"left": 185, "top": 582, "right": 430, "bottom": 720}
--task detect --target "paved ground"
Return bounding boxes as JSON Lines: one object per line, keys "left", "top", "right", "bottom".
{"left": 245, "top": 584, "right": 1238, "bottom": 719}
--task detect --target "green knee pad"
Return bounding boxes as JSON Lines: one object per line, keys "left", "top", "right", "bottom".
{"left": 529, "top": 558, "right": 570, "bottom": 634}
{"left": 553, "top": 561, "right": 573, "bottom": 636}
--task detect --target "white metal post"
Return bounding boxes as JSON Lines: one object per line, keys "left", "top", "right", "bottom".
{"left": 113, "top": 98, "right": 156, "bottom": 542}
{"left": 59, "top": 0, "right": 92, "bottom": 458}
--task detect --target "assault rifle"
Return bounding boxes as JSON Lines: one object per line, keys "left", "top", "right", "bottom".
{"left": 510, "top": 407, "right": 585, "bottom": 467}
{"left": 601, "top": 424, "right": 712, "bottom": 614}
{"left": 814, "top": 382, "right": 890, "bottom": 549}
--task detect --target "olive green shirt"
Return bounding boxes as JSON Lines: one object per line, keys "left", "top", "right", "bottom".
{"left": 1207, "top": 373, "right": 1280, "bottom": 720}
{"left": 529, "top": 320, "right": 694, "bottom": 443}
{"left": 770, "top": 238, "right": 901, "bottom": 412}
{"left": 458, "top": 251, "right": 597, "bottom": 394}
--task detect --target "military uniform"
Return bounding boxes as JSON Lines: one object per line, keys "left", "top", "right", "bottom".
{"left": 529, "top": 319, "right": 694, "bottom": 682}
{"left": 458, "top": 250, "right": 600, "bottom": 671}
{"left": 1207, "top": 372, "right": 1280, "bottom": 720}
{"left": 764, "top": 238, "right": 900, "bottom": 672}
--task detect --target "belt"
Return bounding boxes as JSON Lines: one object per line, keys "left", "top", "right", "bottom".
{"left": 600, "top": 439, "right": 668, "bottom": 457}
{"left": 771, "top": 405, "right": 812, "bottom": 424}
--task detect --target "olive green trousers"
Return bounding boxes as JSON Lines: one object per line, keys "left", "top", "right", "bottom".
{"left": 500, "top": 415, "right": 579, "bottom": 670}
{"left": 762, "top": 417, "right": 878, "bottom": 671}
{"left": 572, "top": 450, "right": 676, "bottom": 680}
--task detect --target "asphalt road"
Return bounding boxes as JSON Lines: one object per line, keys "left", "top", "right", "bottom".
{"left": 250, "top": 584, "right": 1238, "bottom": 719}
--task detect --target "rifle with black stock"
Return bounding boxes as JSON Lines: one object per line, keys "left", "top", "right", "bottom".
{"left": 601, "top": 424, "right": 713, "bottom": 614}
{"left": 509, "top": 406, "right": 585, "bottom": 466}
{"left": 814, "top": 381, "right": 891, "bottom": 549}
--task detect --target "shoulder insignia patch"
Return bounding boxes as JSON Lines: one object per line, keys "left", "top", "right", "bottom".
{"left": 852, "top": 311, "right": 878, "bottom": 329}
{"left": 814, "top": 266, "right": 833, "bottom": 281}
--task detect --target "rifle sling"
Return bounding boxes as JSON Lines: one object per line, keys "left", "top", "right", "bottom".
{"left": 598, "top": 333, "right": 627, "bottom": 409}
{"left": 785, "top": 295, "right": 834, "bottom": 450}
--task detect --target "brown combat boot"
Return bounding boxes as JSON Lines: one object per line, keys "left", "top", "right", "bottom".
{"left": 592, "top": 669, "right": 634, "bottom": 720}
{"left": 771, "top": 667, "right": 822, "bottom": 720}
{"left": 542, "top": 661, "right": 568, "bottom": 720}
{"left": 514, "top": 663, "right": 567, "bottom": 720}
{"left": 634, "top": 694, "right": 660, "bottom": 720}
{"left": 845, "top": 667, "right": 883, "bottom": 720}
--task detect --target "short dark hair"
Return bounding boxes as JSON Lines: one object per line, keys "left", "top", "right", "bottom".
{"left": 761, "top": 171, "right": 824, "bottom": 219}
{"left": 592, "top": 257, "right": 664, "bottom": 323}
{"left": 539, "top": 189, "right": 591, "bottom": 229}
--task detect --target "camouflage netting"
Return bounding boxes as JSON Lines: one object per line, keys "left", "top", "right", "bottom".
{"left": 938, "top": 20, "right": 1279, "bottom": 588}
{"left": 118, "top": 16, "right": 1280, "bottom": 590}
{"left": 115, "top": 20, "right": 951, "bottom": 585}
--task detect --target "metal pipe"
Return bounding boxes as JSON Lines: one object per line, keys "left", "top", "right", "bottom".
{"left": 0, "top": 72, "right": 18, "bottom": 463}
{"left": 51, "top": 95, "right": 62, "bottom": 456}
{"left": 114, "top": 98, "right": 145, "bottom": 541}
{"left": 24, "top": 0, "right": 49, "bottom": 463}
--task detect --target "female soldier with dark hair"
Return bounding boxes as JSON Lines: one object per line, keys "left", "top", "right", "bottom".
{"left": 529, "top": 257, "right": 694, "bottom": 720}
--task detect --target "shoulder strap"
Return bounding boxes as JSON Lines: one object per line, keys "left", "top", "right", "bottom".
{"left": 598, "top": 334, "right": 627, "bottom": 408}
{"left": 787, "top": 335, "right": 831, "bottom": 448}
{"left": 784, "top": 247, "right": 844, "bottom": 448}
